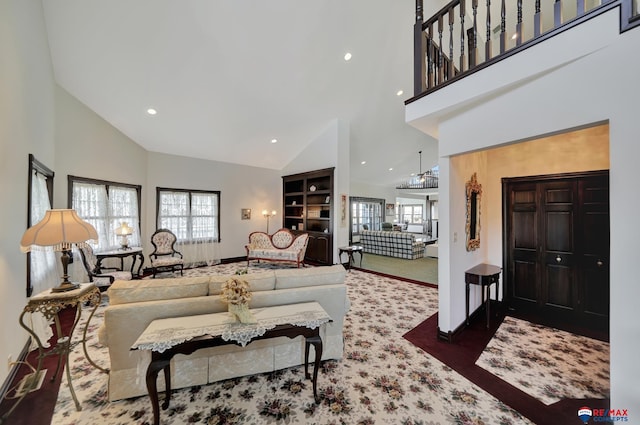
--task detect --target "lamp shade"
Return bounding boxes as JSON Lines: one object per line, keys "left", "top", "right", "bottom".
{"left": 20, "top": 209, "right": 98, "bottom": 253}
{"left": 115, "top": 222, "right": 133, "bottom": 236}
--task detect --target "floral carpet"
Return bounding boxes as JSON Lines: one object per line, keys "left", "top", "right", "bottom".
{"left": 52, "top": 264, "right": 532, "bottom": 424}
{"left": 475, "top": 316, "right": 610, "bottom": 405}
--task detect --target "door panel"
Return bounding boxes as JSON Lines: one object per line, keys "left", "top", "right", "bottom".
{"left": 513, "top": 260, "right": 537, "bottom": 302}
{"left": 504, "top": 171, "right": 609, "bottom": 332}
{"left": 545, "top": 264, "right": 574, "bottom": 309}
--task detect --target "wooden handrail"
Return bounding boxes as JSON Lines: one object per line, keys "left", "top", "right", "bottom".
{"left": 410, "top": 0, "right": 639, "bottom": 101}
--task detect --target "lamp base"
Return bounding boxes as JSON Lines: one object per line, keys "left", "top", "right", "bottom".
{"left": 51, "top": 282, "right": 80, "bottom": 293}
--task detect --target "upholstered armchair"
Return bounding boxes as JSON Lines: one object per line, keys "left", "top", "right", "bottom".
{"left": 149, "top": 229, "right": 184, "bottom": 278}
{"left": 77, "top": 245, "right": 132, "bottom": 290}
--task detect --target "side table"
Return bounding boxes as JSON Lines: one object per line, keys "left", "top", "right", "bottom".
{"left": 0, "top": 283, "right": 104, "bottom": 424}
{"left": 96, "top": 247, "right": 144, "bottom": 277}
{"left": 338, "top": 245, "right": 364, "bottom": 270}
{"left": 465, "top": 263, "right": 502, "bottom": 329}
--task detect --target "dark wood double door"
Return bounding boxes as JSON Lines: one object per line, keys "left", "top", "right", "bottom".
{"left": 503, "top": 170, "right": 609, "bottom": 332}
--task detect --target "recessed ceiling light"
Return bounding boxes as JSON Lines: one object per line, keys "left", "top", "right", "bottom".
{"left": 388, "top": 167, "right": 393, "bottom": 171}
{"left": 396, "top": 90, "right": 404, "bottom": 96}
{"left": 147, "top": 108, "right": 157, "bottom": 115}
{"left": 271, "top": 139, "right": 278, "bottom": 144}
{"left": 344, "top": 52, "right": 352, "bottom": 61}
{"left": 361, "top": 161, "right": 366, "bottom": 165}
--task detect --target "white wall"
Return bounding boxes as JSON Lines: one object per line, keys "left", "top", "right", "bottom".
{"left": 146, "top": 152, "right": 281, "bottom": 260}
{"left": 53, "top": 86, "right": 148, "bottom": 209}
{"left": 408, "top": 7, "right": 639, "bottom": 412}
{"left": 0, "top": 0, "right": 56, "bottom": 386}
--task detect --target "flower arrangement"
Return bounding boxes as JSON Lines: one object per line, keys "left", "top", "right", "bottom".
{"left": 221, "top": 277, "right": 256, "bottom": 324}
{"left": 221, "top": 277, "right": 252, "bottom": 305}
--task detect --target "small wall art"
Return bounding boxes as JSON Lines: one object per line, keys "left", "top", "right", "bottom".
{"left": 241, "top": 209, "right": 251, "bottom": 220}
{"left": 386, "top": 203, "right": 395, "bottom": 215}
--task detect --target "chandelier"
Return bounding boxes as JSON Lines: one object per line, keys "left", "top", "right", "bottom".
{"left": 396, "top": 151, "right": 438, "bottom": 189}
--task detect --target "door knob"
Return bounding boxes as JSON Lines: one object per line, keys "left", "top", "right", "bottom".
{"left": 556, "top": 255, "right": 562, "bottom": 263}
{"left": 597, "top": 260, "right": 603, "bottom": 267}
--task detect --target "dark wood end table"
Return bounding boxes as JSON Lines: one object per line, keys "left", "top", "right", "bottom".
{"left": 465, "top": 263, "right": 502, "bottom": 329}
{"left": 338, "top": 245, "right": 364, "bottom": 270}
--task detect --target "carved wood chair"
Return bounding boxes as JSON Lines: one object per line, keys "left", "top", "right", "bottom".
{"left": 77, "top": 244, "right": 132, "bottom": 290}
{"left": 149, "top": 228, "right": 184, "bottom": 278}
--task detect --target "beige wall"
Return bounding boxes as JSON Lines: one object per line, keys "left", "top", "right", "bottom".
{"left": 484, "top": 123, "right": 610, "bottom": 266}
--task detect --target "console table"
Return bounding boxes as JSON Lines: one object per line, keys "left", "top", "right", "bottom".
{"left": 96, "top": 247, "right": 144, "bottom": 277}
{"left": 132, "top": 302, "right": 331, "bottom": 425}
{"left": 465, "top": 263, "right": 502, "bottom": 329}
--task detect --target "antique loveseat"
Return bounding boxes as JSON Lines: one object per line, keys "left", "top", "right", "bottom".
{"left": 245, "top": 228, "right": 309, "bottom": 267}
{"left": 360, "top": 230, "right": 425, "bottom": 259}
{"left": 97, "top": 265, "right": 349, "bottom": 401}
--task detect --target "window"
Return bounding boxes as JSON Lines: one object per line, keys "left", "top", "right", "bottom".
{"left": 400, "top": 204, "right": 423, "bottom": 224}
{"left": 350, "top": 197, "right": 384, "bottom": 236}
{"left": 156, "top": 188, "right": 220, "bottom": 243}
{"left": 69, "top": 176, "right": 142, "bottom": 252}
{"left": 27, "top": 154, "right": 58, "bottom": 297}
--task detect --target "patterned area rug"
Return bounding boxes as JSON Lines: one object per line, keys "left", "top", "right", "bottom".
{"left": 52, "top": 264, "right": 532, "bottom": 424}
{"left": 475, "top": 316, "right": 610, "bottom": 405}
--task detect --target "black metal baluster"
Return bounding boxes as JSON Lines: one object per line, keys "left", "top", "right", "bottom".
{"left": 470, "top": 0, "right": 478, "bottom": 67}
{"left": 534, "top": 0, "right": 542, "bottom": 37}
{"left": 500, "top": 0, "right": 506, "bottom": 53}
{"left": 577, "top": 0, "right": 585, "bottom": 16}
{"left": 516, "top": 0, "right": 523, "bottom": 46}
{"left": 460, "top": 0, "right": 466, "bottom": 72}
{"left": 554, "top": 0, "right": 562, "bottom": 28}
{"left": 486, "top": 0, "right": 492, "bottom": 61}
{"left": 414, "top": 0, "right": 426, "bottom": 94}
{"left": 449, "top": 8, "right": 455, "bottom": 78}
{"left": 427, "top": 26, "right": 434, "bottom": 89}
{"left": 438, "top": 14, "right": 444, "bottom": 84}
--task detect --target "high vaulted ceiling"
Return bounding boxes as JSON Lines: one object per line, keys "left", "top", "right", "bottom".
{"left": 42, "top": 0, "right": 442, "bottom": 187}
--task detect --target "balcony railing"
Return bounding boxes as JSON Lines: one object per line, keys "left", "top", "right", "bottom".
{"left": 396, "top": 170, "right": 439, "bottom": 190}
{"left": 409, "top": 0, "right": 639, "bottom": 101}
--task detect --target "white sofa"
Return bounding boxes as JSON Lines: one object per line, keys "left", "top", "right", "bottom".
{"left": 425, "top": 242, "right": 439, "bottom": 258}
{"left": 98, "top": 265, "right": 349, "bottom": 401}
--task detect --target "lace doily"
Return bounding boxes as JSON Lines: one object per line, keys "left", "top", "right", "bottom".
{"left": 132, "top": 303, "right": 331, "bottom": 352}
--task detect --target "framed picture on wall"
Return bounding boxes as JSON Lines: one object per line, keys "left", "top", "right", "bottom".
{"left": 386, "top": 203, "right": 395, "bottom": 215}
{"left": 241, "top": 209, "right": 251, "bottom": 220}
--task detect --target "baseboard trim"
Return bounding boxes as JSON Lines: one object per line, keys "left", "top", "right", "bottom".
{"left": 437, "top": 301, "right": 502, "bottom": 343}
{"left": 0, "top": 338, "right": 31, "bottom": 404}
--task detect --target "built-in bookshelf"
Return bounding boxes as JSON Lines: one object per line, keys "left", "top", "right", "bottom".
{"left": 282, "top": 168, "right": 334, "bottom": 265}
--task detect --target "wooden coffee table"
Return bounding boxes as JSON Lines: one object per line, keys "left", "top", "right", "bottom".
{"left": 132, "top": 303, "right": 331, "bottom": 425}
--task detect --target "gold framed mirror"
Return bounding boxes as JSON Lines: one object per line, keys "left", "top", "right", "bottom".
{"left": 465, "top": 173, "right": 482, "bottom": 251}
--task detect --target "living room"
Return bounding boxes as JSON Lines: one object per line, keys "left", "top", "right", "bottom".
{"left": 2, "top": 1, "right": 640, "bottom": 424}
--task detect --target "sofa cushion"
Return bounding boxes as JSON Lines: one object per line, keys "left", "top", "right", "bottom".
{"left": 275, "top": 265, "right": 346, "bottom": 289}
{"left": 108, "top": 276, "right": 210, "bottom": 305}
{"left": 208, "top": 271, "right": 276, "bottom": 295}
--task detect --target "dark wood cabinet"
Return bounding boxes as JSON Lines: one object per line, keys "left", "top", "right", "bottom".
{"left": 503, "top": 170, "right": 609, "bottom": 332}
{"left": 282, "top": 168, "right": 334, "bottom": 265}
